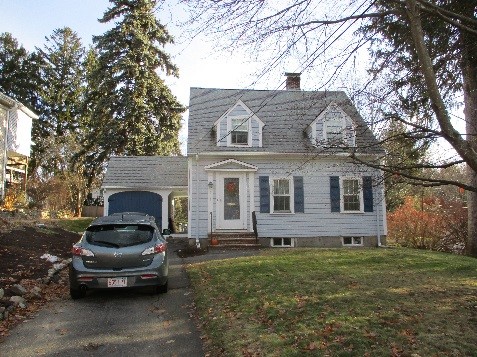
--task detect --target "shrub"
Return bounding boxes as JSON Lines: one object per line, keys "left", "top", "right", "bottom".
{"left": 387, "top": 195, "right": 466, "bottom": 253}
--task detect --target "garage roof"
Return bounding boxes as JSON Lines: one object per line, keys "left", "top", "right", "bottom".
{"left": 102, "top": 156, "right": 187, "bottom": 189}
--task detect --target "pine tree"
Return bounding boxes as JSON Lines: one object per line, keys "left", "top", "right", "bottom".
{"left": 32, "top": 27, "right": 87, "bottom": 176}
{"left": 0, "top": 32, "right": 41, "bottom": 110}
{"left": 87, "top": 0, "right": 184, "bottom": 162}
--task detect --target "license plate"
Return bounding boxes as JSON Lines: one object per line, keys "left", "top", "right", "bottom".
{"left": 107, "top": 277, "right": 127, "bottom": 287}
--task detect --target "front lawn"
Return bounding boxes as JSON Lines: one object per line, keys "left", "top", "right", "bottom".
{"left": 187, "top": 248, "right": 477, "bottom": 356}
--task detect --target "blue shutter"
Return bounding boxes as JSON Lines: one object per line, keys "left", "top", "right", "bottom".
{"left": 259, "top": 176, "right": 270, "bottom": 213}
{"left": 363, "top": 176, "right": 374, "bottom": 212}
{"left": 330, "top": 176, "right": 340, "bottom": 212}
{"left": 294, "top": 176, "right": 304, "bottom": 213}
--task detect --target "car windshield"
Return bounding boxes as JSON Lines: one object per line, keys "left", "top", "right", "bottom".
{"left": 85, "top": 224, "right": 154, "bottom": 247}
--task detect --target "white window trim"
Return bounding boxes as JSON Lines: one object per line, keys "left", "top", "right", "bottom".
{"left": 342, "top": 236, "right": 364, "bottom": 246}
{"left": 340, "top": 177, "right": 364, "bottom": 213}
{"left": 270, "top": 177, "right": 295, "bottom": 214}
{"left": 227, "top": 115, "right": 252, "bottom": 147}
{"left": 271, "top": 237, "right": 295, "bottom": 247}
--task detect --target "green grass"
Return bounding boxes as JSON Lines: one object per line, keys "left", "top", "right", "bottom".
{"left": 187, "top": 248, "right": 477, "bottom": 356}
{"left": 53, "top": 217, "right": 94, "bottom": 233}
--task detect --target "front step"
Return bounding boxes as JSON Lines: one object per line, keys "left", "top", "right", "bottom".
{"left": 209, "top": 232, "right": 261, "bottom": 249}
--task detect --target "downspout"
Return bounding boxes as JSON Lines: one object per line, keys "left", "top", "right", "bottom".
{"left": 195, "top": 154, "right": 200, "bottom": 248}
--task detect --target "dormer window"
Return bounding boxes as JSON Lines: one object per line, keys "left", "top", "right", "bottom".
{"left": 324, "top": 115, "right": 344, "bottom": 143}
{"left": 306, "top": 102, "right": 356, "bottom": 147}
{"left": 214, "top": 100, "right": 264, "bottom": 148}
{"left": 231, "top": 117, "right": 249, "bottom": 145}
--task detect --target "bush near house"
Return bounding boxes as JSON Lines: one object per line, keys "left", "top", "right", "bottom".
{"left": 387, "top": 195, "right": 467, "bottom": 253}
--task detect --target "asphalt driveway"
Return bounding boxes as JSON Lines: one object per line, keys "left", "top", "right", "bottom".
{"left": 0, "top": 241, "right": 206, "bottom": 357}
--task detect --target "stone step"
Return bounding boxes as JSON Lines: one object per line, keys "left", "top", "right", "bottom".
{"left": 209, "top": 232, "right": 260, "bottom": 249}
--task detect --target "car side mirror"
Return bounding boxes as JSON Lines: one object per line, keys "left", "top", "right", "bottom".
{"left": 162, "top": 229, "right": 171, "bottom": 236}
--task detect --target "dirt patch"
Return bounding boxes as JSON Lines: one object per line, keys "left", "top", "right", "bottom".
{"left": 0, "top": 225, "right": 80, "bottom": 288}
{"left": 0, "top": 222, "right": 81, "bottom": 340}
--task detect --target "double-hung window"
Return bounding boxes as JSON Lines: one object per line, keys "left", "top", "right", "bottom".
{"left": 230, "top": 117, "right": 249, "bottom": 145}
{"left": 272, "top": 178, "right": 292, "bottom": 213}
{"left": 342, "top": 178, "right": 362, "bottom": 212}
{"left": 325, "top": 115, "right": 344, "bottom": 143}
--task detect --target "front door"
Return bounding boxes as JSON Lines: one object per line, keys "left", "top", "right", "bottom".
{"left": 216, "top": 173, "right": 246, "bottom": 230}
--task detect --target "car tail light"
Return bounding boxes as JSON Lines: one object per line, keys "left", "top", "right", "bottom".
{"left": 140, "top": 274, "right": 157, "bottom": 279}
{"left": 72, "top": 245, "right": 95, "bottom": 257}
{"left": 154, "top": 242, "right": 167, "bottom": 253}
{"left": 78, "top": 277, "right": 94, "bottom": 282}
{"left": 142, "top": 242, "right": 167, "bottom": 255}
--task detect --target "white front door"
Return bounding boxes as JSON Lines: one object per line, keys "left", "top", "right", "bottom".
{"left": 216, "top": 173, "right": 247, "bottom": 230}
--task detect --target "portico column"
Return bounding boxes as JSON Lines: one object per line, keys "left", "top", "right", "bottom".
{"left": 161, "top": 191, "right": 170, "bottom": 231}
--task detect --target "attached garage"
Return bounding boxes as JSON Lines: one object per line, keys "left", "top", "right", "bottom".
{"left": 108, "top": 191, "right": 163, "bottom": 224}
{"left": 101, "top": 156, "right": 188, "bottom": 231}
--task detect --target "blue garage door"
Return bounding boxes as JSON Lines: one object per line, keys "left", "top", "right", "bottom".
{"left": 108, "top": 191, "right": 162, "bottom": 228}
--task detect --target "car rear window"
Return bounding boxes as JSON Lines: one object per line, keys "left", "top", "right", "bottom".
{"left": 85, "top": 224, "right": 154, "bottom": 248}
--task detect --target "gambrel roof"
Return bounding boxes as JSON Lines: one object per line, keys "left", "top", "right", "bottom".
{"left": 102, "top": 156, "right": 187, "bottom": 189}
{"left": 187, "top": 87, "right": 383, "bottom": 155}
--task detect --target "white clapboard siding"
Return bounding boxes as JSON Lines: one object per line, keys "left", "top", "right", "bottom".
{"left": 188, "top": 155, "right": 385, "bottom": 240}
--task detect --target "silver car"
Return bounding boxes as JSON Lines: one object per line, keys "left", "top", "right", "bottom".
{"left": 69, "top": 212, "right": 169, "bottom": 299}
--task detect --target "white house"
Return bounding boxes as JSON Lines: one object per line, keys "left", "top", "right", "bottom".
{"left": 0, "top": 92, "right": 38, "bottom": 199}
{"left": 102, "top": 74, "right": 387, "bottom": 248}
{"left": 187, "top": 74, "right": 386, "bottom": 248}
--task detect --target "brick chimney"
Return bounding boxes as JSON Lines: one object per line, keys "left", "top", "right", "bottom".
{"left": 285, "top": 72, "right": 301, "bottom": 90}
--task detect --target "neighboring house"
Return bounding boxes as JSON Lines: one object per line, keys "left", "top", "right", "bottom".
{"left": 102, "top": 156, "right": 187, "bottom": 231}
{"left": 0, "top": 92, "right": 38, "bottom": 199}
{"left": 187, "top": 74, "right": 386, "bottom": 248}
{"left": 102, "top": 73, "right": 387, "bottom": 248}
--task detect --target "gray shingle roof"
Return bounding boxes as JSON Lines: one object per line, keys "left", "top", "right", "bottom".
{"left": 187, "top": 88, "right": 383, "bottom": 155}
{"left": 102, "top": 156, "right": 187, "bottom": 189}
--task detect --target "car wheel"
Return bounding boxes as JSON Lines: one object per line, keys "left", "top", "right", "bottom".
{"left": 70, "top": 287, "right": 86, "bottom": 300}
{"left": 155, "top": 281, "right": 168, "bottom": 294}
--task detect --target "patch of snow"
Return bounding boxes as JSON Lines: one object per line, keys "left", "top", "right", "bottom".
{"left": 40, "top": 253, "right": 59, "bottom": 263}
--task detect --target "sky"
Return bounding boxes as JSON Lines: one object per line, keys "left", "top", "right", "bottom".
{"left": 1, "top": 0, "right": 283, "bottom": 154}
{"left": 0, "top": 0, "right": 464, "bottom": 161}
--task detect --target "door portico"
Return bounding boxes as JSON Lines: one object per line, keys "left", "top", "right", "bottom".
{"left": 205, "top": 159, "right": 258, "bottom": 233}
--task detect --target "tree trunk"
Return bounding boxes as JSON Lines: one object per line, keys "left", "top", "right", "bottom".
{"left": 461, "top": 7, "right": 477, "bottom": 256}
{"left": 405, "top": 0, "right": 477, "bottom": 256}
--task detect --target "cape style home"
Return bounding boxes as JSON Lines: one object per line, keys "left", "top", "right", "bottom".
{"left": 102, "top": 74, "right": 387, "bottom": 248}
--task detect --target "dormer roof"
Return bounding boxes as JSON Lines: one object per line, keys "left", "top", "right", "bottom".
{"left": 187, "top": 87, "right": 383, "bottom": 155}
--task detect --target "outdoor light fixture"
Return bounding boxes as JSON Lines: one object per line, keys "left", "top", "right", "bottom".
{"left": 208, "top": 181, "right": 213, "bottom": 188}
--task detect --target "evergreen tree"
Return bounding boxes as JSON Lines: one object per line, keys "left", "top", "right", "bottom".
{"left": 32, "top": 27, "right": 86, "bottom": 176}
{"left": 381, "top": 117, "right": 429, "bottom": 211}
{"left": 86, "top": 0, "right": 184, "bottom": 164}
{"left": 30, "top": 28, "right": 91, "bottom": 216}
{"left": 0, "top": 32, "right": 41, "bottom": 110}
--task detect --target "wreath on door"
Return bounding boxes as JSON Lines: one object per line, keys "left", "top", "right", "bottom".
{"left": 225, "top": 181, "right": 237, "bottom": 193}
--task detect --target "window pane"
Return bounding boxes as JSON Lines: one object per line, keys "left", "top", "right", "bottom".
{"left": 232, "top": 118, "right": 248, "bottom": 131}
{"left": 283, "top": 238, "right": 292, "bottom": 246}
{"left": 353, "top": 237, "right": 362, "bottom": 245}
{"left": 274, "top": 196, "right": 290, "bottom": 211}
{"left": 272, "top": 238, "right": 281, "bottom": 246}
{"left": 343, "top": 179, "right": 359, "bottom": 195}
{"left": 326, "top": 116, "right": 343, "bottom": 140}
{"left": 231, "top": 131, "right": 248, "bottom": 144}
{"left": 343, "top": 237, "right": 352, "bottom": 245}
{"left": 343, "top": 179, "right": 360, "bottom": 211}
{"left": 224, "top": 178, "right": 240, "bottom": 220}
{"left": 273, "top": 179, "right": 290, "bottom": 195}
